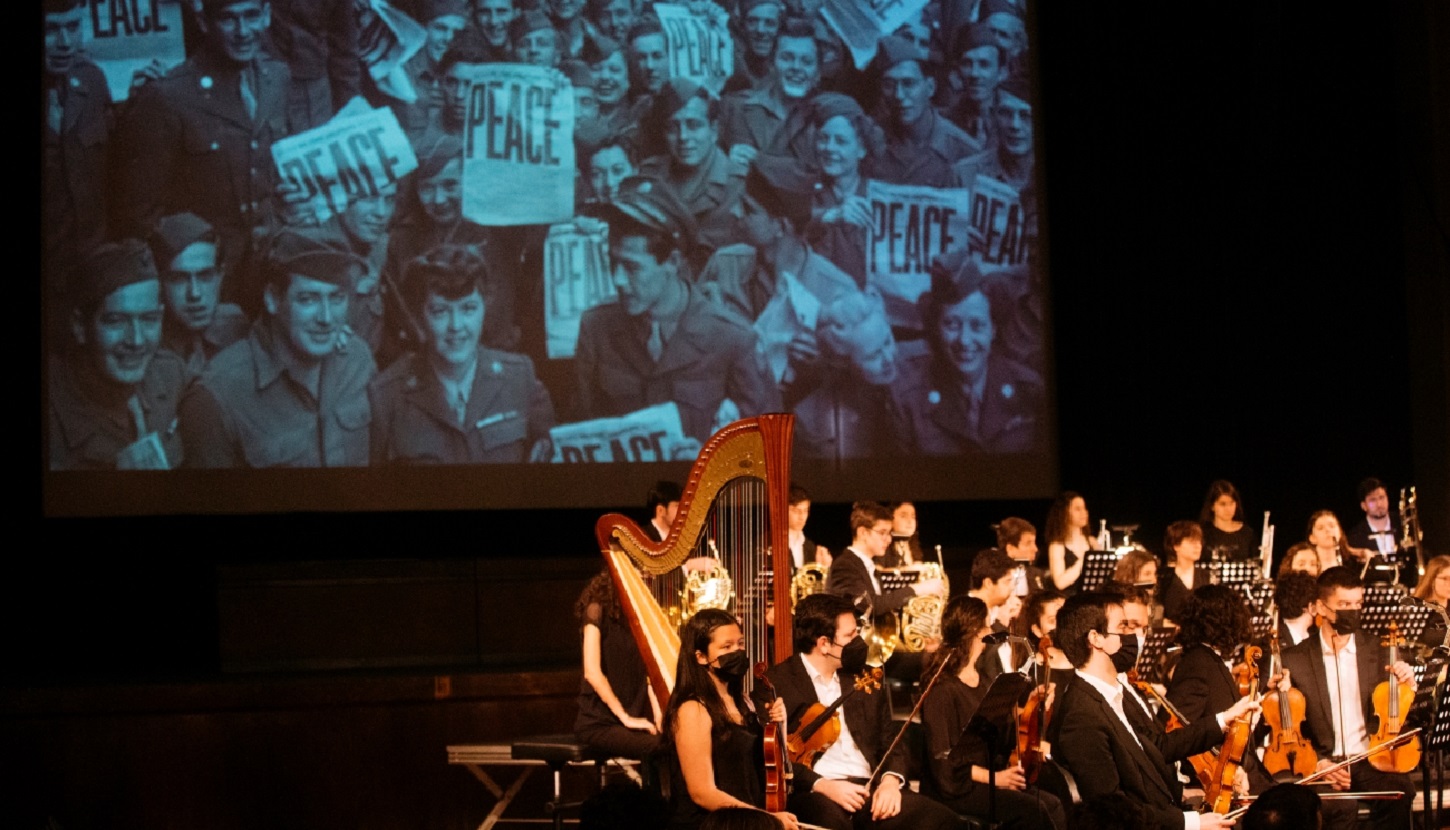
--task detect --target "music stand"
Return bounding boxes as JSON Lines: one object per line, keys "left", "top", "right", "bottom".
{"left": 954, "top": 672, "right": 1033, "bottom": 826}
{"left": 877, "top": 569, "right": 920, "bottom": 593}
{"left": 1212, "top": 561, "right": 1261, "bottom": 589}
{"left": 1360, "top": 600, "right": 1431, "bottom": 641}
{"left": 1417, "top": 654, "right": 1450, "bottom": 828}
{"left": 1135, "top": 626, "right": 1179, "bottom": 686}
{"left": 1079, "top": 551, "right": 1122, "bottom": 593}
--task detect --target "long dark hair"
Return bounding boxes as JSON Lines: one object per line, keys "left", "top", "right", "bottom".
{"left": 662, "top": 608, "right": 750, "bottom": 746}
{"left": 1198, "top": 480, "right": 1245, "bottom": 525}
{"left": 1040, "top": 491, "right": 1086, "bottom": 564}
{"left": 923, "top": 595, "right": 989, "bottom": 682}
{"left": 574, "top": 570, "right": 621, "bottom": 625}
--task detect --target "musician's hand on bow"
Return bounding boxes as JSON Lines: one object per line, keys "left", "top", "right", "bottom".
{"left": 769, "top": 697, "right": 787, "bottom": 727}
{"left": 1390, "top": 660, "right": 1415, "bottom": 688}
{"left": 769, "top": 810, "right": 799, "bottom": 830}
{"left": 1222, "top": 694, "right": 1260, "bottom": 723}
{"left": 620, "top": 715, "right": 658, "bottom": 735}
{"left": 1315, "top": 758, "right": 1351, "bottom": 790}
{"left": 996, "top": 764, "right": 1028, "bottom": 791}
{"left": 1199, "top": 812, "right": 1234, "bottom": 830}
{"left": 869, "top": 775, "right": 903, "bottom": 819}
{"left": 814, "top": 778, "right": 868, "bottom": 813}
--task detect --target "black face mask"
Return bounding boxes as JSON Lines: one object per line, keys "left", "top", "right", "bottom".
{"left": 1110, "top": 631, "right": 1140, "bottom": 674}
{"left": 838, "top": 636, "right": 869, "bottom": 673}
{"left": 1330, "top": 609, "right": 1361, "bottom": 636}
{"left": 712, "top": 650, "right": 750, "bottom": 681}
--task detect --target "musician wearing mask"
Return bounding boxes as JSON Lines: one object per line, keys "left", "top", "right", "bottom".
{"left": 752, "top": 593, "right": 962, "bottom": 830}
{"left": 664, "top": 608, "right": 798, "bottom": 830}
{"left": 1048, "top": 591, "right": 1255, "bottom": 830}
{"left": 1278, "top": 567, "right": 1417, "bottom": 830}
{"left": 921, "top": 596, "right": 1066, "bottom": 830}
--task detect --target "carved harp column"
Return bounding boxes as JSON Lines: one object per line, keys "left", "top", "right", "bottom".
{"left": 595, "top": 414, "right": 795, "bottom": 705}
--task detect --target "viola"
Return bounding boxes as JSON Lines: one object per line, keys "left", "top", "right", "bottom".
{"left": 753, "top": 663, "right": 791, "bottom": 812}
{"left": 1204, "top": 645, "right": 1261, "bottom": 814}
{"left": 1261, "top": 629, "right": 1317, "bottom": 779}
{"left": 1012, "top": 633, "right": 1054, "bottom": 784}
{"left": 785, "top": 667, "right": 884, "bottom": 769}
{"left": 1368, "top": 622, "right": 1421, "bottom": 773}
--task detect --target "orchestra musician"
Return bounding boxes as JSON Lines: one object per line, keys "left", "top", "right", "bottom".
{"left": 1304, "top": 511, "right": 1370, "bottom": 575}
{"left": 1274, "top": 572, "right": 1320, "bottom": 647}
{"left": 920, "top": 595, "right": 1067, "bottom": 830}
{"left": 645, "top": 480, "right": 683, "bottom": 542}
{"left": 997, "top": 517, "right": 1047, "bottom": 593}
{"left": 882, "top": 501, "right": 923, "bottom": 568}
{"left": 753, "top": 593, "right": 963, "bottom": 830}
{"left": 1277, "top": 542, "right": 1321, "bottom": 579}
{"left": 1159, "top": 521, "right": 1209, "bottom": 628}
{"left": 1278, "top": 567, "right": 1417, "bottom": 830}
{"left": 574, "top": 570, "right": 663, "bottom": 760}
{"left": 1412, "top": 554, "right": 1450, "bottom": 608}
{"left": 663, "top": 608, "right": 798, "bottom": 830}
{"left": 1041, "top": 492, "right": 1099, "bottom": 595}
{"left": 787, "top": 483, "right": 831, "bottom": 571}
{"left": 1198, "top": 480, "right": 1259, "bottom": 562}
{"left": 825, "top": 502, "right": 944, "bottom": 616}
{"left": 1047, "top": 591, "right": 1257, "bottom": 830}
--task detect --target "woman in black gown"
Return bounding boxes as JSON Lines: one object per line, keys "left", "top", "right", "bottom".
{"left": 664, "top": 608, "right": 798, "bottom": 830}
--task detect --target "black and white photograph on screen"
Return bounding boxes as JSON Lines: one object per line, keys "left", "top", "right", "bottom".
{"left": 43, "top": 0, "right": 1045, "bottom": 476}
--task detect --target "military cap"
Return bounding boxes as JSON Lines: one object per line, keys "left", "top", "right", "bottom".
{"left": 560, "top": 59, "right": 595, "bottom": 88}
{"left": 921, "top": 248, "right": 1007, "bottom": 324}
{"left": 262, "top": 227, "right": 366, "bottom": 288}
{"left": 777, "top": 16, "right": 816, "bottom": 41}
{"left": 745, "top": 164, "right": 812, "bottom": 231}
{"left": 414, "top": 132, "right": 464, "bottom": 180}
{"left": 874, "top": 34, "right": 938, "bottom": 74}
{"left": 950, "top": 22, "right": 1002, "bottom": 62}
{"left": 148, "top": 213, "right": 217, "bottom": 271}
{"left": 71, "top": 239, "right": 160, "bottom": 310}
{"left": 585, "top": 176, "right": 698, "bottom": 255}
{"left": 997, "top": 71, "right": 1031, "bottom": 105}
{"left": 648, "top": 77, "right": 714, "bottom": 124}
{"left": 580, "top": 33, "right": 624, "bottom": 65}
{"left": 740, "top": 0, "right": 784, "bottom": 14}
{"left": 200, "top": 0, "right": 269, "bottom": 16}
{"left": 510, "top": 9, "right": 556, "bottom": 42}
{"left": 978, "top": 0, "right": 1025, "bottom": 20}
{"left": 418, "top": 0, "right": 469, "bottom": 21}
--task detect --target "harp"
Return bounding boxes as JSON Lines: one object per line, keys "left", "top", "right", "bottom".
{"left": 596, "top": 414, "right": 795, "bottom": 704}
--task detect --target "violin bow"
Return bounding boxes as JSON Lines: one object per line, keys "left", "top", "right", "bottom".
{"left": 867, "top": 646, "right": 957, "bottom": 786}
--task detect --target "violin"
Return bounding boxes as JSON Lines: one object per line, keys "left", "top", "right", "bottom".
{"left": 1127, "top": 667, "right": 1216, "bottom": 792}
{"left": 1261, "top": 627, "right": 1317, "bottom": 779}
{"left": 1368, "top": 622, "right": 1421, "bottom": 773}
{"left": 1204, "top": 645, "right": 1261, "bottom": 814}
{"left": 785, "top": 667, "right": 884, "bottom": 769}
{"left": 753, "top": 662, "right": 791, "bottom": 812}
{"left": 1012, "top": 633, "right": 1053, "bottom": 784}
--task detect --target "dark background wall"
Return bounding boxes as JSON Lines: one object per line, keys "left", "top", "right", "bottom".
{"left": 17, "top": 2, "right": 1448, "bottom": 683}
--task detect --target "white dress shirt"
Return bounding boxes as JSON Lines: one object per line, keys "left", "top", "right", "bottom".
{"left": 849, "top": 547, "right": 882, "bottom": 596}
{"left": 1320, "top": 633, "right": 1369, "bottom": 756}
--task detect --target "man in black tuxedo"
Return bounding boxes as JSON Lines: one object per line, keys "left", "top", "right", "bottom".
{"left": 752, "top": 593, "right": 963, "bottom": 830}
{"left": 1048, "top": 591, "right": 1252, "bottom": 830}
{"left": 824, "top": 501, "right": 944, "bottom": 618}
{"left": 1279, "top": 567, "right": 1417, "bottom": 830}
{"left": 643, "top": 480, "right": 681, "bottom": 542}
{"left": 1345, "top": 478, "right": 1407, "bottom": 585}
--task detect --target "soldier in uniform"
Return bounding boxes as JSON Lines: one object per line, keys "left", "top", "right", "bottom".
{"left": 49, "top": 241, "right": 186, "bottom": 470}
{"left": 637, "top": 79, "right": 746, "bottom": 258}
{"left": 148, "top": 212, "right": 250, "bottom": 380}
{"left": 470, "top": 0, "right": 519, "bottom": 62}
{"left": 720, "top": 17, "right": 820, "bottom": 166}
{"left": 953, "top": 73, "right": 1036, "bottom": 203}
{"left": 179, "top": 228, "right": 376, "bottom": 468}
{"left": 574, "top": 177, "right": 780, "bottom": 443}
{"left": 369, "top": 245, "right": 555, "bottom": 465}
{"left": 266, "top": 0, "right": 361, "bottom": 130}
{"left": 890, "top": 251, "right": 1043, "bottom": 455}
{"left": 511, "top": 10, "right": 562, "bottom": 68}
{"left": 942, "top": 23, "right": 1009, "bottom": 147}
{"left": 115, "top": 0, "right": 294, "bottom": 314}
{"left": 395, "top": 0, "right": 470, "bottom": 140}
{"left": 871, "top": 35, "right": 981, "bottom": 188}
{"left": 729, "top": 0, "right": 784, "bottom": 93}
{"left": 42, "top": 0, "right": 113, "bottom": 306}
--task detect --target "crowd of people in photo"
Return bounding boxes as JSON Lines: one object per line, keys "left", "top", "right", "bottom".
{"left": 572, "top": 476, "right": 1442, "bottom": 828}
{"left": 44, "top": 0, "right": 1045, "bottom": 469}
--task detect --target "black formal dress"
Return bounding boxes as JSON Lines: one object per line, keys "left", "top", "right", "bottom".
{"left": 574, "top": 609, "right": 659, "bottom": 760}
{"left": 665, "top": 704, "right": 764, "bottom": 830}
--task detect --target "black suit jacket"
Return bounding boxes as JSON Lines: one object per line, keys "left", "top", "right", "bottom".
{"left": 1167, "top": 643, "right": 1272, "bottom": 789}
{"left": 1346, "top": 517, "right": 1401, "bottom": 554}
{"left": 1048, "top": 672, "right": 1221, "bottom": 830}
{"left": 824, "top": 549, "right": 916, "bottom": 616}
{"left": 751, "top": 655, "right": 905, "bottom": 793}
{"left": 1280, "top": 627, "right": 1388, "bottom": 759}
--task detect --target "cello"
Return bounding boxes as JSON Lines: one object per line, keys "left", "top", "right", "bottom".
{"left": 1367, "top": 622, "right": 1421, "bottom": 773}
{"left": 1203, "top": 645, "right": 1261, "bottom": 814}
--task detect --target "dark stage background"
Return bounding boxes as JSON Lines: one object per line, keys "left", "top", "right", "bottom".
{"left": 19, "top": 0, "right": 1449, "bottom": 682}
